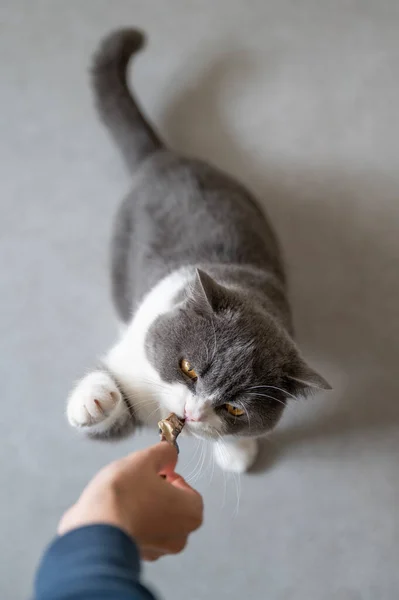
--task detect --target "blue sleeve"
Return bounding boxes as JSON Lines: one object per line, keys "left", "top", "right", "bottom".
{"left": 34, "top": 524, "right": 158, "bottom": 600}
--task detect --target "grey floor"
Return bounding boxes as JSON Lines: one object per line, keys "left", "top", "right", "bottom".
{"left": 1, "top": 1, "right": 399, "bottom": 599}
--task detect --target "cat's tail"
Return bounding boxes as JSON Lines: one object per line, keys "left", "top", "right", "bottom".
{"left": 91, "top": 28, "right": 164, "bottom": 170}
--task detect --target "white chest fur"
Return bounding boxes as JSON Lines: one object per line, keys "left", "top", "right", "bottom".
{"left": 106, "top": 267, "right": 194, "bottom": 425}
{"left": 66, "top": 266, "right": 258, "bottom": 472}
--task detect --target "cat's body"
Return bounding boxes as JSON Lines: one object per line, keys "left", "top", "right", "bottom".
{"left": 67, "top": 29, "right": 330, "bottom": 472}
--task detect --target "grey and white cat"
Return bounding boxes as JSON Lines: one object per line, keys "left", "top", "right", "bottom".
{"left": 67, "top": 29, "right": 330, "bottom": 472}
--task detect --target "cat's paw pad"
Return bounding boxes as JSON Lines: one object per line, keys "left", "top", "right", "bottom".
{"left": 214, "top": 438, "right": 258, "bottom": 473}
{"left": 67, "top": 371, "right": 122, "bottom": 431}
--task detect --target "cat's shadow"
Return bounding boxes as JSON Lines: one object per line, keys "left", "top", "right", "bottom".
{"left": 160, "top": 50, "right": 399, "bottom": 471}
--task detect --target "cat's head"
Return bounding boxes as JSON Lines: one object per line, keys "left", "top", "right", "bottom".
{"left": 146, "top": 270, "right": 330, "bottom": 440}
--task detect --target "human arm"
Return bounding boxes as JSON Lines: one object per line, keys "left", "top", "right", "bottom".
{"left": 33, "top": 443, "right": 203, "bottom": 600}
{"left": 35, "top": 524, "right": 156, "bottom": 600}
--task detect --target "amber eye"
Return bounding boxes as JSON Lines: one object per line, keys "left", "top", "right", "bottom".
{"left": 224, "top": 403, "right": 245, "bottom": 417}
{"left": 180, "top": 359, "right": 198, "bottom": 381}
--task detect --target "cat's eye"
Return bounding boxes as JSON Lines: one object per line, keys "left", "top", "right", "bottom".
{"left": 180, "top": 359, "right": 198, "bottom": 382}
{"left": 224, "top": 403, "right": 245, "bottom": 417}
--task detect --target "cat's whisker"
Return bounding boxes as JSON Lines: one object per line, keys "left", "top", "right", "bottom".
{"left": 232, "top": 470, "right": 241, "bottom": 519}
{"left": 182, "top": 439, "right": 202, "bottom": 476}
{"left": 189, "top": 445, "right": 206, "bottom": 485}
{"left": 210, "top": 317, "right": 218, "bottom": 361}
{"left": 185, "top": 440, "right": 205, "bottom": 484}
{"left": 120, "top": 388, "right": 156, "bottom": 405}
{"left": 201, "top": 444, "right": 211, "bottom": 482}
{"left": 128, "top": 400, "right": 160, "bottom": 417}
{"left": 130, "top": 380, "right": 175, "bottom": 398}
{"left": 128, "top": 396, "right": 158, "bottom": 407}
{"left": 247, "top": 391, "right": 286, "bottom": 407}
{"left": 247, "top": 391, "right": 303, "bottom": 417}
{"left": 190, "top": 442, "right": 207, "bottom": 485}
{"left": 143, "top": 405, "right": 161, "bottom": 422}
{"left": 104, "top": 399, "right": 134, "bottom": 419}
{"left": 208, "top": 440, "right": 216, "bottom": 486}
{"left": 198, "top": 443, "right": 208, "bottom": 482}
{"left": 247, "top": 385, "right": 270, "bottom": 391}
{"left": 201, "top": 442, "right": 210, "bottom": 481}
{"left": 248, "top": 385, "right": 298, "bottom": 402}
{"left": 116, "top": 372, "right": 172, "bottom": 396}
{"left": 203, "top": 340, "right": 210, "bottom": 365}
{"left": 238, "top": 400, "right": 252, "bottom": 433}
{"left": 215, "top": 434, "right": 241, "bottom": 517}
{"left": 220, "top": 452, "right": 229, "bottom": 509}
{"left": 123, "top": 384, "right": 181, "bottom": 412}
{"left": 214, "top": 432, "right": 229, "bottom": 509}
{"left": 136, "top": 377, "right": 171, "bottom": 391}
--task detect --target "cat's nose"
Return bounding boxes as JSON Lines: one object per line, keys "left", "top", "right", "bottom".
{"left": 184, "top": 408, "right": 202, "bottom": 422}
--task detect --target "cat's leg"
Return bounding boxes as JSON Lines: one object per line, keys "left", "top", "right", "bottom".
{"left": 213, "top": 437, "right": 258, "bottom": 473}
{"left": 67, "top": 369, "right": 135, "bottom": 438}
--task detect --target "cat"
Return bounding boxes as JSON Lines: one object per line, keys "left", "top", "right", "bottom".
{"left": 66, "top": 28, "right": 331, "bottom": 473}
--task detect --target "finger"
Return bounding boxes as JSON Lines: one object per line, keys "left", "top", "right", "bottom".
{"left": 142, "top": 536, "right": 188, "bottom": 556}
{"left": 161, "top": 471, "right": 203, "bottom": 505}
{"left": 57, "top": 505, "right": 76, "bottom": 535}
{"left": 117, "top": 442, "right": 178, "bottom": 476}
{"left": 168, "top": 473, "right": 199, "bottom": 494}
{"left": 145, "top": 442, "right": 178, "bottom": 474}
{"left": 141, "top": 549, "right": 164, "bottom": 562}
{"left": 167, "top": 485, "right": 204, "bottom": 532}
{"left": 169, "top": 474, "right": 204, "bottom": 507}
{"left": 164, "top": 536, "right": 188, "bottom": 555}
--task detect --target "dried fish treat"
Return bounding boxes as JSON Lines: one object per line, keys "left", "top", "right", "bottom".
{"left": 158, "top": 413, "right": 185, "bottom": 451}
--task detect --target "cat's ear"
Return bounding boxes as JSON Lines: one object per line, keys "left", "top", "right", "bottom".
{"left": 191, "top": 269, "right": 229, "bottom": 313}
{"left": 287, "top": 359, "right": 332, "bottom": 395}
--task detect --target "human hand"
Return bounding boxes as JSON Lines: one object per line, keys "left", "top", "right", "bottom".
{"left": 58, "top": 442, "right": 203, "bottom": 561}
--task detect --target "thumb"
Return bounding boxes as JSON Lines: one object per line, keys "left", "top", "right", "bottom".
{"left": 167, "top": 473, "right": 199, "bottom": 494}
{"left": 142, "top": 442, "right": 178, "bottom": 474}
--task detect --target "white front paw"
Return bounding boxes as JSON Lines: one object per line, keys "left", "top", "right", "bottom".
{"left": 214, "top": 438, "right": 258, "bottom": 473}
{"left": 67, "top": 371, "right": 123, "bottom": 433}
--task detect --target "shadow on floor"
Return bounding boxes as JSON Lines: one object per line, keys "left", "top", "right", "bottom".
{"left": 160, "top": 49, "right": 399, "bottom": 470}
